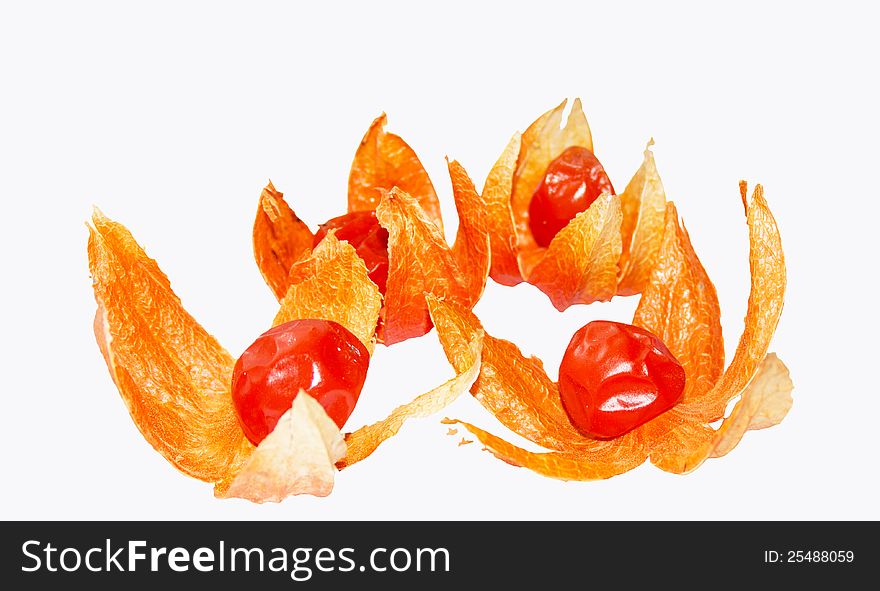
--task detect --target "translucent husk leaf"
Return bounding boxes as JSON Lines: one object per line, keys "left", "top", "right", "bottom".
{"left": 448, "top": 160, "right": 491, "bottom": 307}
{"left": 673, "top": 184, "right": 787, "bottom": 421}
{"left": 252, "top": 181, "right": 314, "bottom": 301}
{"left": 633, "top": 202, "right": 724, "bottom": 412}
{"left": 376, "top": 188, "right": 470, "bottom": 345}
{"left": 708, "top": 353, "right": 793, "bottom": 457}
{"left": 511, "top": 98, "right": 593, "bottom": 259}
{"left": 527, "top": 194, "right": 623, "bottom": 311}
{"left": 446, "top": 420, "right": 646, "bottom": 481}
{"left": 479, "top": 100, "right": 625, "bottom": 305}
{"left": 338, "top": 331, "right": 483, "bottom": 468}
{"left": 274, "top": 231, "right": 381, "bottom": 353}
{"left": 88, "top": 210, "right": 253, "bottom": 483}
{"left": 348, "top": 113, "right": 442, "bottom": 232}
{"left": 483, "top": 134, "right": 524, "bottom": 286}
{"left": 428, "top": 296, "right": 614, "bottom": 453}
{"left": 649, "top": 354, "right": 793, "bottom": 473}
{"left": 217, "top": 392, "right": 346, "bottom": 502}
{"left": 617, "top": 141, "right": 668, "bottom": 296}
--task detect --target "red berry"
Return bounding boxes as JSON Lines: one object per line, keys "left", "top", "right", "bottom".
{"left": 231, "top": 319, "right": 370, "bottom": 444}
{"left": 528, "top": 146, "right": 615, "bottom": 247}
{"left": 558, "top": 321, "right": 685, "bottom": 439}
{"left": 314, "top": 210, "right": 389, "bottom": 294}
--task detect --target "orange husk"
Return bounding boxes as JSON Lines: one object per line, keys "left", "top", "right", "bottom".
{"left": 219, "top": 233, "right": 380, "bottom": 499}
{"left": 253, "top": 181, "right": 314, "bottom": 301}
{"left": 338, "top": 331, "right": 483, "bottom": 468}
{"left": 448, "top": 159, "right": 491, "bottom": 306}
{"left": 429, "top": 296, "right": 601, "bottom": 452}
{"left": 680, "top": 183, "right": 787, "bottom": 420}
{"left": 88, "top": 210, "right": 253, "bottom": 483}
{"left": 648, "top": 354, "right": 793, "bottom": 473}
{"left": 91, "top": 210, "right": 382, "bottom": 502}
{"left": 443, "top": 420, "right": 647, "bottom": 481}
{"left": 617, "top": 141, "right": 668, "bottom": 296}
{"left": 483, "top": 134, "right": 524, "bottom": 285}
{"left": 707, "top": 353, "right": 793, "bottom": 457}
{"left": 348, "top": 113, "right": 443, "bottom": 232}
{"left": 376, "top": 188, "right": 473, "bottom": 345}
{"left": 511, "top": 98, "right": 593, "bottom": 260}
{"left": 429, "top": 185, "right": 790, "bottom": 480}
{"left": 633, "top": 202, "right": 724, "bottom": 414}
{"left": 477, "top": 99, "right": 637, "bottom": 308}
{"left": 218, "top": 392, "right": 346, "bottom": 502}
{"left": 527, "top": 194, "right": 623, "bottom": 311}
{"left": 274, "top": 232, "right": 382, "bottom": 353}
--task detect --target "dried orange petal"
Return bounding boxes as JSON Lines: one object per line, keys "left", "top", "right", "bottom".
{"left": 448, "top": 159, "right": 491, "bottom": 307}
{"left": 708, "top": 353, "right": 793, "bottom": 457}
{"left": 348, "top": 113, "right": 442, "bottom": 232}
{"left": 377, "top": 188, "right": 469, "bottom": 345}
{"left": 617, "top": 141, "right": 668, "bottom": 296}
{"left": 483, "top": 134, "right": 523, "bottom": 286}
{"left": 448, "top": 420, "right": 645, "bottom": 481}
{"left": 675, "top": 184, "right": 786, "bottom": 420}
{"left": 648, "top": 354, "right": 793, "bottom": 473}
{"left": 511, "top": 98, "right": 593, "bottom": 257}
{"left": 428, "top": 295, "right": 584, "bottom": 451}
{"left": 252, "top": 181, "right": 314, "bottom": 301}
{"left": 88, "top": 210, "right": 252, "bottom": 483}
{"left": 217, "top": 392, "right": 346, "bottom": 502}
{"left": 527, "top": 194, "right": 623, "bottom": 311}
{"left": 273, "top": 232, "right": 381, "bottom": 353}
{"left": 633, "top": 202, "right": 724, "bottom": 413}
{"left": 338, "top": 331, "right": 483, "bottom": 468}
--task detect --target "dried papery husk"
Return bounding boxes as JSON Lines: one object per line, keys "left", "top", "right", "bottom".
{"left": 527, "top": 193, "right": 623, "bottom": 311}
{"left": 274, "top": 232, "right": 382, "bottom": 353}
{"left": 339, "top": 332, "right": 483, "bottom": 468}
{"left": 377, "top": 188, "right": 470, "bottom": 345}
{"left": 88, "top": 210, "right": 253, "bottom": 483}
{"left": 511, "top": 98, "right": 593, "bottom": 260}
{"left": 617, "top": 141, "right": 667, "bottom": 296}
{"left": 448, "top": 160, "right": 491, "bottom": 307}
{"left": 348, "top": 113, "right": 442, "bottom": 232}
{"left": 217, "top": 392, "right": 345, "bottom": 502}
{"left": 252, "top": 181, "right": 315, "bottom": 301}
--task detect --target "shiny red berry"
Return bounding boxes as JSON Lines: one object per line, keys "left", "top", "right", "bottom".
{"left": 558, "top": 321, "right": 685, "bottom": 439}
{"left": 528, "top": 146, "right": 615, "bottom": 247}
{"left": 231, "top": 319, "right": 370, "bottom": 444}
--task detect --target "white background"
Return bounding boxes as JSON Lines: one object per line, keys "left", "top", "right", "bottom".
{"left": 1, "top": 1, "right": 877, "bottom": 520}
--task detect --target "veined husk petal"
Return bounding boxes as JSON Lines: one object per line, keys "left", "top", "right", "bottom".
{"left": 617, "top": 141, "right": 668, "bottom": 296}
{"left": 649, "top": 354, "right": 793, "bottom": 473}
{"left": 483, "top": 133, "right": 524, "bottom": 286}
{"left": 527, "top": 193, "right": 623, "bottom": 311}
{"left": 218, "top": 392, "right": 345, "bottom": 502}
{"left": 377, "top": 188, "right": 470, "bottom": 345}
{"left": 633, "top": 202, "right": 724, "bottom": 411}
{"left": 88, "top": 210, "right": 253, "bottom": 483}
{"left": 448, "top": 160, "right": 491, "bottom": 307}
{"left": 348, "top": 113, "right": 442, "bottom": 232}
{"left": 673, "top": 184, "right": 787, "bottom": 421}
{"left": 252, "top": 181, "right": 314, "bottom": 301}
{"left": 273, "top": 232, "right": 382, "bottom": 354}
{"left": 339, "top": 331, "right": 483, "bottom": 468}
